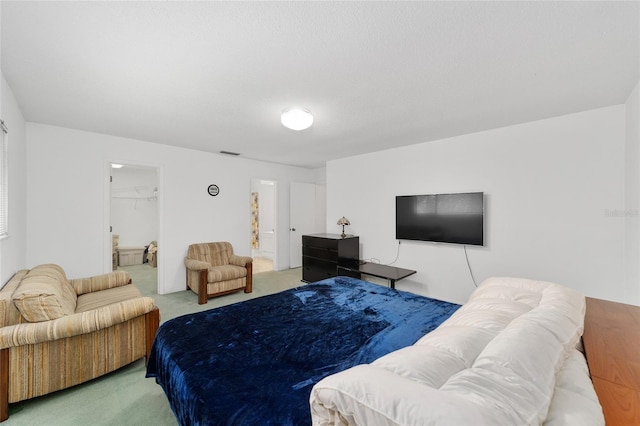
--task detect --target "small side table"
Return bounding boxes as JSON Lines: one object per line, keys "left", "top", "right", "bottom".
{"left": 337, "top": 262, "right": 416, "bottom": 289}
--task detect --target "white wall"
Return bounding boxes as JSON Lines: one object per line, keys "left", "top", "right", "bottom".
{"left": 26, "top": 123, "right": 317, "bottom": 294}
{"left": 314, "top": 167, "right": 327, "bottom": 233}
{"left": 0, "top": 73, "right": 27, "bottom": 286}
{"left": 256, "top": 181, "right": 275, "bottom": 233}
{"left": 625, "top": 80, "right": 640, "bottom": 304}
{"left": 328, "top": 106, "right": 626, "bottom": 305}
{"left": 111, "top": 165, "right": 158, "bottom": 248}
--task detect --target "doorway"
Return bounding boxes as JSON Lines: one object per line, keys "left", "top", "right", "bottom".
{"left": 250, "top": 178, "right": 276, "bottom": 273}
{"left": 107, "top": 162, "right": 162, "bottom": 293}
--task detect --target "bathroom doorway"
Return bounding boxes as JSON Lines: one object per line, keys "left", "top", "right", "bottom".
{"left": 250, "top": 178, "right": 276, "bottom": 273}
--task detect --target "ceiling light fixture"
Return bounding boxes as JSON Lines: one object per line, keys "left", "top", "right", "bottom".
{"left": 111, "top": 163, "right": 124, "bottom": 169}
{"left": 281, "top": 108, "right": 313, "bottom": 131}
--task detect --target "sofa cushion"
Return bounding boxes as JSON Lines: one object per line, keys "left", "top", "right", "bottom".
{"left": 0, "top": 269, "right": 29, "bottom": 327}
{"left": 13, "top": 277, "right": 75, "bottom": 322}
{"left": 12, "top": 265, "right": 78, "bottom": 322}
{"left": 207, "top": 264, "right": 247, "bottom": 282}
{"left": 75, "top": 284, "right": 143, "bottom": 313}
{"left": 25, "top": 264, "right": 77, "bottom": 310}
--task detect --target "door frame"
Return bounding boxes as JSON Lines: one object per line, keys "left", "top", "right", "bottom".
{"left": 103, "top": 160, "right": 164, "bottom": 293}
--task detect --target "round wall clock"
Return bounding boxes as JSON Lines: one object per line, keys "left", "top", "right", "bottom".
{"left": 207, "top": 184, "right": 220, "bottom": 196}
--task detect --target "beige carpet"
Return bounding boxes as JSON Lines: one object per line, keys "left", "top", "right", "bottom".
{"left": 5, "top": 265, "right": 303, "bottom": 425}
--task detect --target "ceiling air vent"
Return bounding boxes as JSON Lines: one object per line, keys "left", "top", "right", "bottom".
{"left": 219, "top": 150, "right": 240, "bottom": 156}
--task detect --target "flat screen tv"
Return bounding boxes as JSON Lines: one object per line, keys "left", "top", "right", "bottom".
{"left": 396, "top": 192, "right": 484, "bottom": 246}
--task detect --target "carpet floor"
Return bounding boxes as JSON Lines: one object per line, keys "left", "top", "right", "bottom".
{"left": 5, "top": 265, "right": 304, "bottom": 426}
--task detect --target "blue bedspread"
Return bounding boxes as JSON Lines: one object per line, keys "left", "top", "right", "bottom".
{"left": 146, "top": 277, "right": 459, "bottom": 426}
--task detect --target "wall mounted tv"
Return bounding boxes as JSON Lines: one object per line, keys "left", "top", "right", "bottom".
{"left": 396, "top": 192, "right": 484, "bottom": 246}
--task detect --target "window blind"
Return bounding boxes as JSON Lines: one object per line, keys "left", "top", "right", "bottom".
{"left": 0, "top": 120, "right": 8, "bottom": 239}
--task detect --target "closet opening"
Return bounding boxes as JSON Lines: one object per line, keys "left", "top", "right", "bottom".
{"left": 107, "top": 162, "right": 162, "bottom": 294}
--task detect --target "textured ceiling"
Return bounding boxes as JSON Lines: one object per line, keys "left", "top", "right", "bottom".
{"left": 2, "top": 1, "right": 639, "bottom": 168}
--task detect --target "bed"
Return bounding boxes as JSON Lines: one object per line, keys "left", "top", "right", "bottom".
{"left": 146, "top": 276, "right": 460, "bottom": 425}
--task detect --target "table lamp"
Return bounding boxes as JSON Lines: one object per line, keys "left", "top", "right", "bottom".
{"left": 337, "top": 216, "right": 350, "bottom": 238}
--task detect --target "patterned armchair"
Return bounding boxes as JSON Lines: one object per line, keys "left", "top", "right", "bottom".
{"left": 0, "top": 264, "right": 159, "bottom": 422}
{"left": 184, "top": 242, "right": 253, "bottom": 304}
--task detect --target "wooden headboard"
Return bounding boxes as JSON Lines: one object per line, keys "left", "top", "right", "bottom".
{"left": 582, "top": 297, "right": 640, "bottom": 424}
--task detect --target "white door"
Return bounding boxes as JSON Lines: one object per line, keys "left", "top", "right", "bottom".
{"left": 290, "top": 182, "right": 316, "bottom": 268}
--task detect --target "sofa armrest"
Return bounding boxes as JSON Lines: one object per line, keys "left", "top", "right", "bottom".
{"left": 184, "top": 258, "right": 211, "bottom": 271}
{"left": 70, "top": 271, "right": 132, "bottom": 295}
{"left": 230, "top": 255, "right": 252, "bottom": 267}
{"left": 0, "top": 296, "right": 156, "bottom": 349}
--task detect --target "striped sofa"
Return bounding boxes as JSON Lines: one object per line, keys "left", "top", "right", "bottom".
{"left": 0, "top": 264, "right": 159, "bottom": 422}
{"left": 184, "top": 242, "right": 253, "bottom": 304}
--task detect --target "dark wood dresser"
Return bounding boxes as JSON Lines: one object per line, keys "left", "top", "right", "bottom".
{"left": 583, "top": 297, "right": 640, "bottom": 425}
{"left": 301, "top": 234, "right": 359, "bottom": 283}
